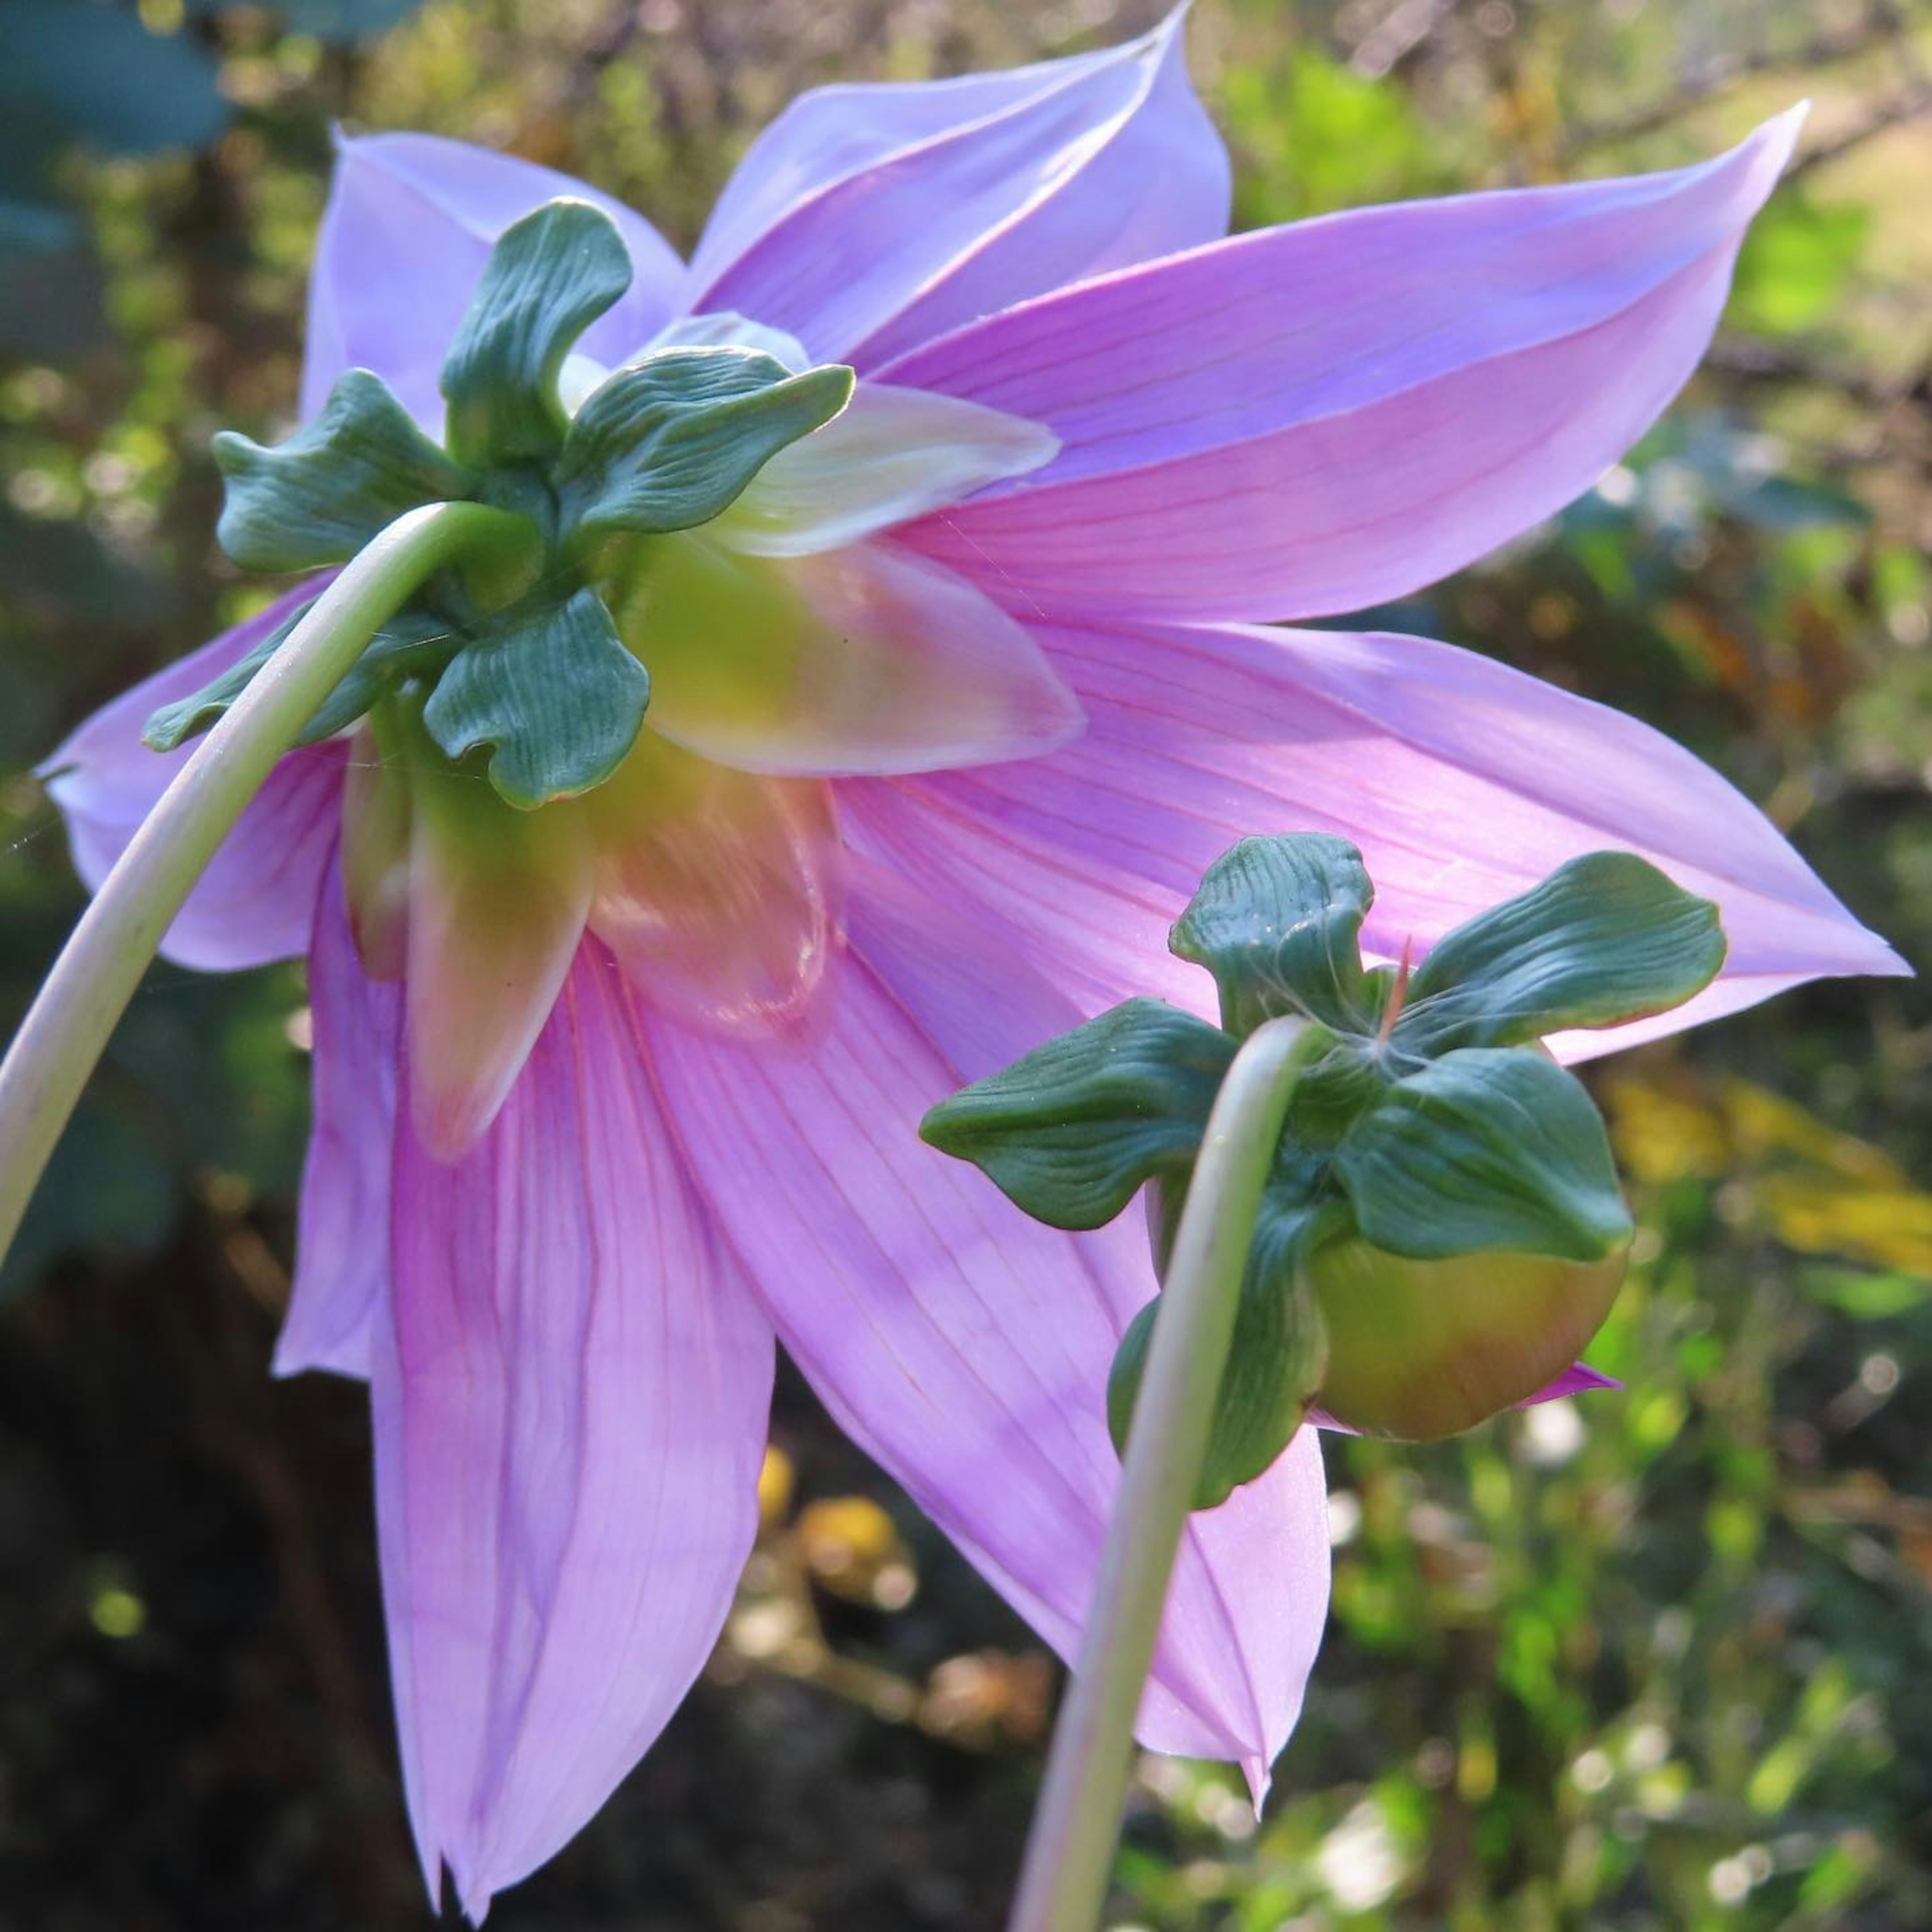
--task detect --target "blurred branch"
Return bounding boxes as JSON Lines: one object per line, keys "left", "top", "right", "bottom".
{"left": 1706, "top": 338, "right": 1932, "bottom": 416}
{"left": 1783, "top": 85, "right": 1932, "bottom": 184}
{"left": 1344, "top": 0, "right": 1460, "bottom": 80}
{"left": 1562, "top": 1, "right": 1914, "bottom": 153}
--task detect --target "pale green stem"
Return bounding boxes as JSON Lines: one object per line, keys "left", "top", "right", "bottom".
{"left": 0, "top": 500, "right": 528, "bottom": 1271}
{"left": 1005, "top": 1014, "right": 1321, "bottom": 1932}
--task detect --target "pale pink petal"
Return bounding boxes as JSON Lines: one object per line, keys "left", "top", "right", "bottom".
{"left": 304, "top": 132, "right": 686, "bottom": 431}
{"left": 375, "top": 942, "right": 775, "bottom": 1915}
{"left": 843, "top": 617, "right": 1902, "bottom": 1060}
{"left": 274, "top": 849, "right": 399, "bottom": 1381}
{"left": 632, "top": 537, "right": 1083, "bottom": 778}
{"left": 887, "top": 112, "right": 1804, "bottom": 622}
{"left": 714, "top": 381, "right": 1059, "bottom": 558}
{"left": 38, "top": 584, "right": 346, "bottom": 972}
{"left": 647, "top": 875, "right": 1330, "bottom": 1775}
{"left": 691, "top": 12, "right": 1229, "bottom": 367}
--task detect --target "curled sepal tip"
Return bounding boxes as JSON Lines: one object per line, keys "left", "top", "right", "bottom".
{"left": 439, "top": 196, "right": 634, "bottom": 469}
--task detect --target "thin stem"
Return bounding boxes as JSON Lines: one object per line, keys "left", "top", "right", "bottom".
{"left": 0, "top": 500, "right": 528, "bottom": 1270}
{"left": 1005, "top": 1014, "right": 1321, "bottom": 1932}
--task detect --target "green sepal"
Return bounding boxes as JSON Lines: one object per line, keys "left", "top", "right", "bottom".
{"left": 1108, "top": 1191, "right": 1330, "bottom": 1509}
{"left": 1169, "top": 833, "right": 1378, "bottom": 1037}
{"left": 918, "top": 998, "right": 1232, "bottom": 1231}
{"left": 440, "top": 198, "right": 633, "bottom": 468}
{"left": 141, "top": 601, "right": 458, "bottom": 752}
{"left": 1334, "top": 1048, "right": 1633, "bottom": 1264}
{"left": 1395, "top": 851, "right": 1727, "bottom": 1052}
{"left": 212, "top": 369, "right": 473, "bottom": 571}
{"left": 554, "top": 346, "right": 855, "bottom": 540}
{"left": 421, "top": 587, "right": 650, "bottom": 809}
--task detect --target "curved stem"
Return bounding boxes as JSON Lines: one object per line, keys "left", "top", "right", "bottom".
{"left": 1005, "top": 1014, "right": 1322, "bottom": 1932}
{"left": 0, "top": 500, "right": 528, "bottom": 1270}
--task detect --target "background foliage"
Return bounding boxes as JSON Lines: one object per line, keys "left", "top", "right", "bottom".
{"left": 1, "top": 3, "right": 1928, "bottom": 1927}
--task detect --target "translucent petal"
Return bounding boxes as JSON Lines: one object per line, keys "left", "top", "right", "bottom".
{"left": 714, "top": 381, "right": 1058, "bottom": 558}
{"left": 613, "top": 535, "right": 1082, "bottom": 778}
{"left": 585, "top": 731, "right": 845, "bottom": 1039}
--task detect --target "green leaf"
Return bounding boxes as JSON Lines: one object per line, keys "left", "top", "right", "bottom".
{"left": 1397, "top": 852, "right": 1725, "bottom": 1052}
{"left": 555, "top": 347, "right": 854, "bottom": 540}
{"left": 422, "top": 589, "right": 650, "bottom": 809}
{"left": 440, "top": 199, "right": 633, "bottom": 467}
{"left": 141, "top": 603, "right": 458, "bottom": 752}
{"left": 919, "top": 999, "right": 1233, "bottom": 1231}
{"left": 1168, "top": 833, "right": 1378, "bottom": 1036}
{"left": 212, "top": 369, "right": 474, "bottom": 572}
{"left": 1335, "top": 1049, "right": 1633, "bottom": 1264}
{"left": 1107, "top": 1193, "right": 1329, "bottom": 1510}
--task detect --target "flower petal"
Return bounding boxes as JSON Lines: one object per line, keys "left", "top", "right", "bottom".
{"left": 404, "top": 749, "right": 592, "bottom": 1161}
{"left": 646, "top": 872, "right": 1330, "bottom": 1775}
{"left": 584, "top": 730, "right": 845, "bottom": 1039}
{"left": 623, "top": 536, "right": 1083, "bottom": 777}
{"left": 887, "top": 111, "right": 1804, "bottom": 622}
{"left": 690, "top": 12, "right": 1229, "bottom": 367}
{"left": 274, "top": 848, "right": 399, "bottom": 1380}
{"left": 375, "top": 942, "right": 775, "bottom": 1915}
{"left": 714, "top": 381, "right": 1058, "bottom": 557}
{"left": 1308, "top": 1360, "right": 1618, "bottom": 1434}
{"left": 38, "top": 585, "right": 346, "bottom": 972}
{"left": 303, "top": 132, "right": 686, "bottom": 432}
{"left": 842, "top": 616, "right": 1903, "bottom": 1057}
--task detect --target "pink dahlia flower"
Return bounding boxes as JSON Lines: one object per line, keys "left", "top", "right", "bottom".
{"left": 40, "top": 16, "right": 1901, "bottom": 1915}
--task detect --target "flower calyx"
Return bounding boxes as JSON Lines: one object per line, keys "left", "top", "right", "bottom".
{"left": 144, "top": 197, "right": 854, "bottom": 811}
{"left": 921, "top": 835, "right": 1727, "bottom": 1507}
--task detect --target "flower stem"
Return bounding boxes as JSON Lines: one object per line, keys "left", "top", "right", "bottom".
{"left": 0, "top": 499, "right": 528, "bottom": 1272}
{"left": 1005, "top": 1014, "right": 1321, "bottom": 1932}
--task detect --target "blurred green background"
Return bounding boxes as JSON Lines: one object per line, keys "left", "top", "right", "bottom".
{"left": 1, "top": 2, "right": 1928, "bottom": 1927}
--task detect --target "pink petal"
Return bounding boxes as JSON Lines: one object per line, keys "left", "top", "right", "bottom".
{"left": 844, "top": 616, "right": 1903, "bottom": 1057}
{"left": 646, "top": 873, "right": 1330, "bottom": 1775}
{"left": 631, "top": 536, "right": 1084, "bottom": 778}
{"left": 584, "top": 732, "right": 846, "bottom": 1040}
{"left": 404, "top": 764, "right": 592, "bottom": 1162}
{"left": 887, "top": 111, "right": 1805, "bottom": 623}
{"left": 376, "top": 942, "right": 774, "bottom": 1915}
{"left": 1525, "top": 1362, "right": 1621, "bottom": 1402}
{"left": 304, "top": 132, "right": 686, "bottom": 432}
{"left": 1308, "top": 1361, "right": 1619, "bottom": 1434}
{"left": 274, "top": 849, "right": 399, "bottom": 1381}
{"left": 38, "top": 584, "right": 346, "bottom": 972}
{"left": 691, "top": 12, "right": 1229, "bottom": 367}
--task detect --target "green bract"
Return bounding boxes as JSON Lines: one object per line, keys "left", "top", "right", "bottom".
{"left": 922, "top": 834, "right": 1729, "bottom": 1505}
{"left": 146, "top": 198, "right": 854, "bottom": 810}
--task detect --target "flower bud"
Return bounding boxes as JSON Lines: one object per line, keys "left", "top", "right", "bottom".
{"left": 1306, "top": 1233, "right": 1628, "bottom": 1438}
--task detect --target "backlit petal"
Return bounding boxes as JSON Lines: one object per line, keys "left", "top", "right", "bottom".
{"left": 714, "top": 381, "right": 1058, "bottom": 557}
{"left": 888, "top": 111, "right": 1804, "bottom": 622}
{"left": 646, "top": 878, "right": 1330, "bottom": 1776}
{"left": 404, "top": 748, "right": 591, "bottom": 1161}
{"left": 274, "top": 849, "right": 398, "bottom": 1381}
{"left": 691, "top": 12, "right": 1229, "bottom": 366}
{"left": 585, "top": 731, "right": 845, "bottom": 1039}
{"left": 38, "top": 584, "right": 346, "bottom": 972}
{"left": 304, "top": 132, "right": 685, "bottom": 432}
{"left": 842, "top": 616, "right": 1903, "bottom": 1057}
{"left": 619, "top": 536, "right": 1083, "bottom": 778}
{"left": 376, "top": 943, "right": 774, "bottom": 1915}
